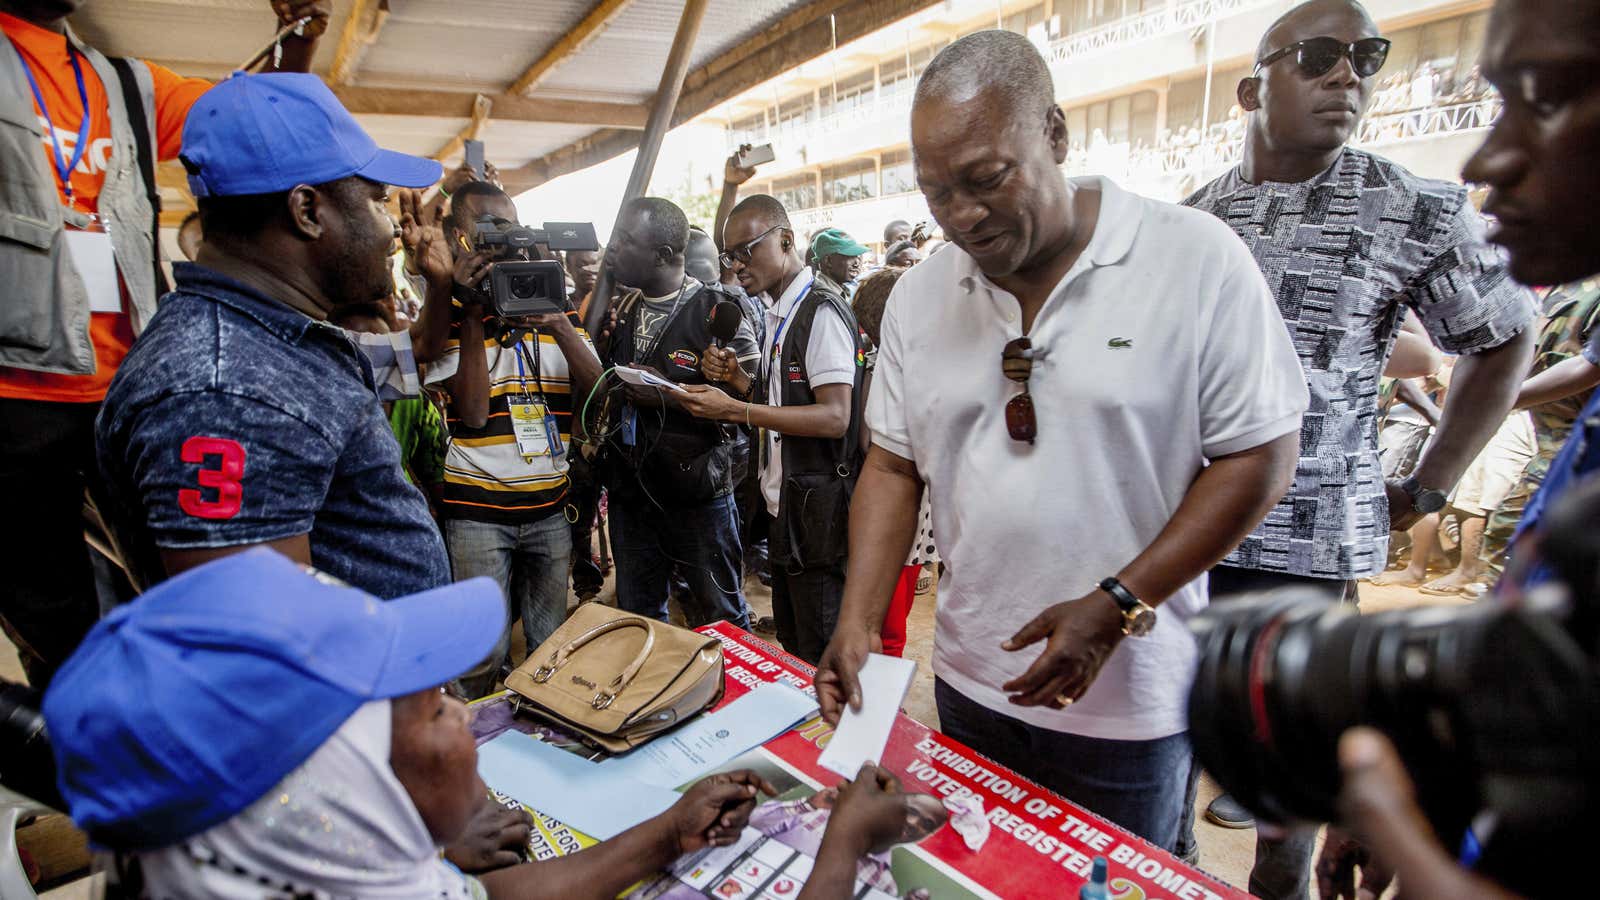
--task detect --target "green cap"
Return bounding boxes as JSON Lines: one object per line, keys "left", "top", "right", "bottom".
{"left": 811, "top": 228, "right": 870, "bottom": 259}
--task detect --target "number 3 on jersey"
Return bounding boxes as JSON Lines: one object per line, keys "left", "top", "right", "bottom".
{"left": 178, "top": 436, "right": 246, "bottom": 519}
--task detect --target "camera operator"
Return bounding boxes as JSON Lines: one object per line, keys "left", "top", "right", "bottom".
{"left": 426, "top": 181, "right": 601, "bottom": 698}
{"left": 599, "top": 197, "right": 757, "bottom": 629}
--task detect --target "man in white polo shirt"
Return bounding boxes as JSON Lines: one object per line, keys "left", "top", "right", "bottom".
{"left": 680, "top": 194, "right": 865, "bottom": 664}
{"left": 814, "top": 30, "right": 1308, "bottom": 851}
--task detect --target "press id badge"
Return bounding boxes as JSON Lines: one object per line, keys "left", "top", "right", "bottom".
{"left": 65, "top": 223, "right": 120, "bottom": 314}
{"left": 508, "top": 395, "right": 552, "bottom": 461}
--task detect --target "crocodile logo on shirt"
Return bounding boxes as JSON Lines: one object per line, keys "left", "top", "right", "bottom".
{"left": 1107, "top": 337, "right": 1133, "bottom": 349}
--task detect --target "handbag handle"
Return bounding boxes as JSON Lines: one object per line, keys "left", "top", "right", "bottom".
{"left": 529, "top": 617, "right": 656, "bottom": 710}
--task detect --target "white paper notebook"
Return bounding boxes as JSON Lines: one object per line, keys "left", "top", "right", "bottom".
{"left": 614, "top": 364, "right": 689, "bottom": 394}
{"left": 817, "top": 653, "right": 916, "bottom": 778}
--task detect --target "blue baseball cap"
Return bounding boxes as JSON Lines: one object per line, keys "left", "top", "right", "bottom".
{"left": 42, "top": 549, "right": 504, "bottom": 851}
{"left": 181, "top": 72, "right": 443, "bottom": 198}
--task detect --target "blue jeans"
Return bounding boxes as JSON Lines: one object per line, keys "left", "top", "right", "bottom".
{"left": 1174, "top": 564, "right": 1355, "bottom": 898}
{"left": 444, "top": 514, "right": 572, "bottom": 696}
{"left": 935, "top": 678, "right": 1190, "bottom": 851}
{"left": 609, "top": 491, "right": 750, "bottom": 631}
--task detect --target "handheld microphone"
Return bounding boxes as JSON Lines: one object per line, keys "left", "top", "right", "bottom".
{"left": 707, "top": 299, "right": 744, "bottom": 349}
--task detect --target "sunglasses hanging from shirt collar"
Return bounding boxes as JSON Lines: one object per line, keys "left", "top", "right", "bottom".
{"left": 1001, "top": 337, "right": 1038, "bottom": 445}
{"left": 1254, "top": 36, "right": 1391, "bottom": 80}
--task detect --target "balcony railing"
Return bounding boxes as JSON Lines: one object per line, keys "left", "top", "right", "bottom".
{"left": 1046, "top": 0, "right": 1277, "bottom": 64}
{"left": 728, "top": 0, "right": 1283, "bottom": 158}
{"left": 783, "top": 97, "right": 1503, "bottom": 230}
{"left": 1124, "top": 96, "right": 1503, "bottom": 179}
{"left": 727, "top": 89, "right": 914, "bottom": 156}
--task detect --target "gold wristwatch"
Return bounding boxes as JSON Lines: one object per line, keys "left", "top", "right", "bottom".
{"left": 1099, "top": 577, "right": 1156, "bottom": 637}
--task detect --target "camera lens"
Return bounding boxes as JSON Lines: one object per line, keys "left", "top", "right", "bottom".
{"left": 508, "top": 274, "right": 540, "bottom": 300}
{"left": 1187, "top": 588, "right": 1600, "bottom": 868}
{"left": 1188, "top": 591, "right": 1490, "bottom": 826}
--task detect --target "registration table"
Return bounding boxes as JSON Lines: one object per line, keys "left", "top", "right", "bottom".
{"left": 470, "top": 623, "right": 1246, "bottom": 900}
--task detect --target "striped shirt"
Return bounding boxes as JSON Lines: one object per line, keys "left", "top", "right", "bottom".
{"left": 426, "top": 312, "right": 598, "bottom": 523}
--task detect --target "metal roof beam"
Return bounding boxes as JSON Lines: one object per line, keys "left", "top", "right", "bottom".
{"left": 509, "top": 0, "right": 639, "bottom": 97}
{"left": 500, "top": 0, "right": 945, "bottom": 194}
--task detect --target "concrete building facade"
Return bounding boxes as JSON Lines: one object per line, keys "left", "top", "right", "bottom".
{"left": 702, "top": 0, "right": 1494, "bottom": 251}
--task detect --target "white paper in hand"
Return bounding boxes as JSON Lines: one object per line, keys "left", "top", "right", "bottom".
{"left": 817, "top": 653, "right": 916, "bottom": 778}
{"left": 614, "top": 365, "right": 689, "bottom": 394}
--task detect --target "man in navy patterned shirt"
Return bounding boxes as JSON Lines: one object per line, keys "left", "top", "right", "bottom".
{"left": 1178, "top": 1, "right": 1536, "bottom": 896}
{"left": 96, "top": 74, "right": 449, "bottom": 598}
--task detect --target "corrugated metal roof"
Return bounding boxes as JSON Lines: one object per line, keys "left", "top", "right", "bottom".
{"left": 68, "top": 0, "right": 940, "bottom": 222}
{"left": 534, "top": 0, "right": 796, "bottom": 101}
{"left": 66, "top": 0, "right": 826, "bottom": 216}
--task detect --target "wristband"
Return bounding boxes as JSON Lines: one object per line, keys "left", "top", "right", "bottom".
{"left": 1098, "top": 576, "right": 1141, "bottom": 612}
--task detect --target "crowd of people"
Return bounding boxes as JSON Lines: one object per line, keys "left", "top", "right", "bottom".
{"left": 3, "top": 0, "right": 1599, "bottom": 896}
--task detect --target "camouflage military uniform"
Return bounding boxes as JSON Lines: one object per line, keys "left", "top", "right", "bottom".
{"left": 1483, "top": 279, "right": 1600, "bottom": 572}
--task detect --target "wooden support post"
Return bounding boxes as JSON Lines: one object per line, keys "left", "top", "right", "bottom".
{"left": 329, "top": 0, "right": 389, "bottom": 85}
{"left": 585, "top": 0, "right": 711, "bottom": 337}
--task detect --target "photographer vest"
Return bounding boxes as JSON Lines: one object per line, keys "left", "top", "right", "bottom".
{"left": 607, "top": 278, "right": 739, "bottom": 505}
{"left": 769, "top": 280, "right": 866, "bottom": 571}
{"left": 0, "top": 28, "right": 161, "bottom": 376}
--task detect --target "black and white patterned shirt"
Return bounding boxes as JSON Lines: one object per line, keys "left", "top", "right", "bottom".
{"left": 1185, "top": 148, "right": 1536, "bottom": 579}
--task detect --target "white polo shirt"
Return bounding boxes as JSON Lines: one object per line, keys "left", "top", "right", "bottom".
{"left": 867, "top": 176, "right": 1308, "bottom": 740}
{"left": 760, "top": 266, "right": 860, "bottom": 516}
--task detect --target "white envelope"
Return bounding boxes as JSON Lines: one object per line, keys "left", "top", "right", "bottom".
{"left": 817, "top": 653, "right": 916, "bottom": 778}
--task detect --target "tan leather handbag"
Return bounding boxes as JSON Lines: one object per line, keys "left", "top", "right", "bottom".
{"left": 505, "top": 603, "right": 725, "bottom": 753}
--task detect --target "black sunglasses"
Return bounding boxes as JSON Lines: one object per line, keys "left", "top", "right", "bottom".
{"left": 718, "top": 224, "right": 786, "bottom": 269}
{"left": 1254, "top": 36, "right": 1391, "bottom": 80}
{"left": 1001, "top": 337, "right": 1037, "bottom": 444}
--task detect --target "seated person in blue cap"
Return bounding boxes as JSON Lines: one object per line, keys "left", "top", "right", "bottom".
{"left": 43, "top": 549, "right": 923, "bottom": 899}
{"left": 95, "top": 72, "right": 456, "bottom": 599}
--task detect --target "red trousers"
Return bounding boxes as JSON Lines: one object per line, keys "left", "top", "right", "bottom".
{"left": 880, "top": 564, "right": 920, "bottom": 657}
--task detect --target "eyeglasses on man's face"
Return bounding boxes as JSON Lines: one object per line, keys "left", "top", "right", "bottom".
{"left": 718, "top": 225, "right": 786, "bottom": 269}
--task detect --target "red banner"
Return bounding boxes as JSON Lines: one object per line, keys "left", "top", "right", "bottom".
{"left": 697, "top": 623, "right": 1245, "bottom": 900}
{"left": 472, "top": 623, "right": 1244, "bottom": 900}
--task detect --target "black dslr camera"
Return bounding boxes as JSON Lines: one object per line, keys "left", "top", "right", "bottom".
{"left": 469, "top": 216, "right": 599, "bottom": 318}
{"left": 1187, "top": 483, "right": 1600, "bottom": 898}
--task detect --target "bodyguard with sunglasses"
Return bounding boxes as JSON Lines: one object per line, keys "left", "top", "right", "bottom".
{"left": 1179, "top": 0, "right": 1536, "bottom": 895}
{"left": 813, "top": 30, "right": 1307, "bottom": 851}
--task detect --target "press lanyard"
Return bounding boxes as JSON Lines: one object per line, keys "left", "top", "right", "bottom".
{"left": 15, "top": 42, "right": 92, "bottom": 206}
{"left": 766, "top": 277, "right": 815, "bottom": 381}
{"left": 512, "top": 334, "right": 545, "bottom": 401}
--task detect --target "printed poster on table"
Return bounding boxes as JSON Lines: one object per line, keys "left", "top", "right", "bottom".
{"left": 470, "top": 623, "right": 1247, "bottom": 900}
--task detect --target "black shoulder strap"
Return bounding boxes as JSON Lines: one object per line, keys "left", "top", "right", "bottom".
{"left": 107, "top": 57, "right": 169, "bottom": 296}
{"left": 802, "top": 285, "right": 867, "bottom": 475}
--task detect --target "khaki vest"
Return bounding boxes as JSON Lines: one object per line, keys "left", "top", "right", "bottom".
{"left": 0, "top": 26, "right": 159, "bottom": 377}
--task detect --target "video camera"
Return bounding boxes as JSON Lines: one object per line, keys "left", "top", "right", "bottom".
{"left": 468, "top": 216, "right": 600, "bottom": 318}
{"left": 1186, "top": 482, "right": 1600, "bottom": 898}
